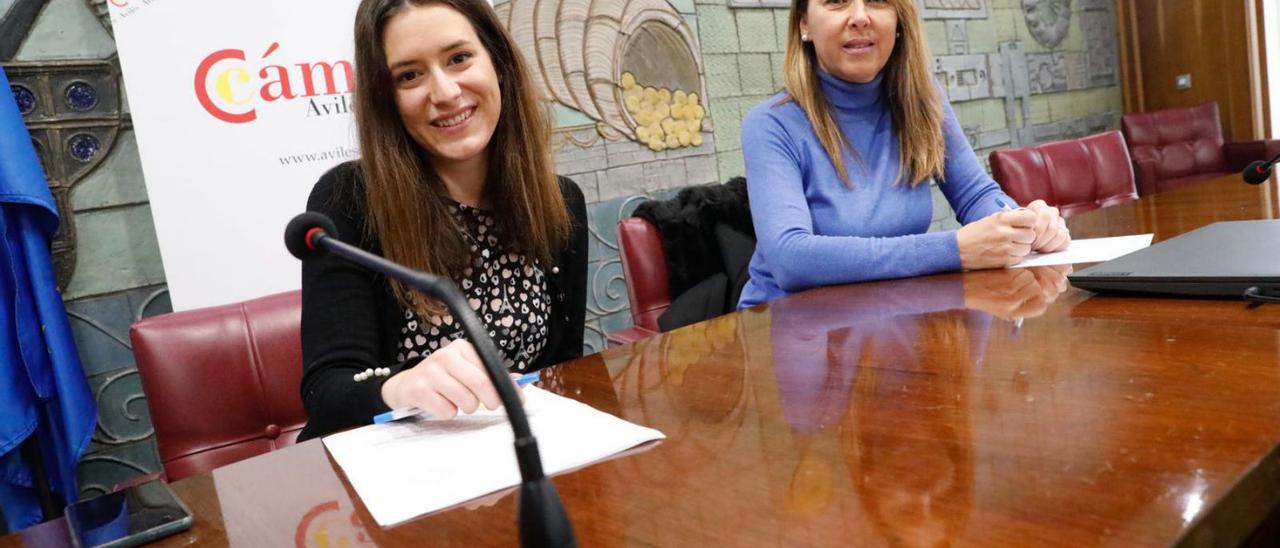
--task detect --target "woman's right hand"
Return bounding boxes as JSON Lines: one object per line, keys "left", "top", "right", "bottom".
{"left": 956, "top": 209, "right": 1038, "bottom": 270}
{"left": 379, "top": 339, "right": 521, "bottom": 419}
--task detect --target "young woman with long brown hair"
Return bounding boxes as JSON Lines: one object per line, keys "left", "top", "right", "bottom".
{"left": 738, "top": 0, "right": 1070, "bottom": 308}
{"left": 297, "top": 0, "right": 587, "bottom": 439}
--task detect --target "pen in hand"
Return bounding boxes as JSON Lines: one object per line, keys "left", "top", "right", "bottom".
{"left": 995, "top": 197, "right": 1021, "bottom": 211}
{"left": 995, "top": 197, "right": 1027, "bottom": 330}
{"left": 373, "top": 370, "right": 542, "bottom": 424}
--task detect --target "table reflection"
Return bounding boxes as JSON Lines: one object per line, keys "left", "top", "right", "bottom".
{"left": 768, "top": 277, "right": 986, "bottom": 545}
{"left": 211, "top": 440, "right": 374, "bottom": 548}
{"left": 609, "top": 314, "right": 751, "bottom": 476}
{"left": 844, "top": 310, "right": 976, "bottom": 548}
{"left": 763, "top": 269, "right": 1072, "bottom": 545}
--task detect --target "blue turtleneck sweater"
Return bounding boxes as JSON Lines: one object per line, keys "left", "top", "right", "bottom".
{"left": 737, "top": 70, "right": 1014, "bottom": 308}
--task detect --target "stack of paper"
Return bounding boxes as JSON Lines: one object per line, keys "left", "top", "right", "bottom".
{"left": 323, "top": 387, "right": 664, "bottom": 526}
{"left": 1011, "top": 233, "right": 1154, "bottom": 268}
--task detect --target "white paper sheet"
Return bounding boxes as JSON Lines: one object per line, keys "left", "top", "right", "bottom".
{"left": 322, "top": 387, "right": 664, "bottom": 527}
{"left": 1010, "top": 234, "right": 1155, "bottom": 268}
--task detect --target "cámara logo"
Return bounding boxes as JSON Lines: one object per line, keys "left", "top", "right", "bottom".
{"left": 293, "top": 500, "right": 373, "bottom": 548}
{"left": 194, "top": 42, "right": 354, "bottom": 124}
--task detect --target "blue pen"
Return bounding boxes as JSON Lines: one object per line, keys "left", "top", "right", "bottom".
{"left": 373, "top": 370, "right": 541, "bottom": 424}
{"left": 995, "top": 197, "right": 1014, "bottom": 210}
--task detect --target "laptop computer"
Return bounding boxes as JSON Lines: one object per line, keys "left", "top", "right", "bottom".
{"left": 1068, "top": 219, "right": 1280, "bottom": 299}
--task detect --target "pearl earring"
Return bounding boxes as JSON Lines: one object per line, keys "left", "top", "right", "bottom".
{"left": 801, "top": 33, "right": 809, "bottom": 41}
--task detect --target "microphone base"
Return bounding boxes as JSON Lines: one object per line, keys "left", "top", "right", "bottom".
{"left": 519, "top": 478, "right": 576, "bottom": 548}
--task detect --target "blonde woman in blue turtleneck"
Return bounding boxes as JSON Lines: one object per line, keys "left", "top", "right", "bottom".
{"left": 738, "top": 0, "right": 1071, "bottom": 309}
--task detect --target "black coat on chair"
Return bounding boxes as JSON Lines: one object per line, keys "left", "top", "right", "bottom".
{"left": 631, "top": 177, "right": 755, "bottom": 331}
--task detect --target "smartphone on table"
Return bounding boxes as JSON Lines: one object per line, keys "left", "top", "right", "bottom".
{"left": 65, "top": 478, "right": 193, "bottom": 548}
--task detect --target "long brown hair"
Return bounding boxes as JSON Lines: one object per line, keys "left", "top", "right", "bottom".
{"left": 780, "top": 0, "right": 945, "bottom": 186}
{"left": 352, "top": 0, "right": 569, "bottom": 315}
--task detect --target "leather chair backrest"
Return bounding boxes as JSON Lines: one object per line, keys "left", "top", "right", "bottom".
{"left": 130, "top": 290, "right": 306, "bottom": 481}
{"left": 616, "top": 217, "right": 671, "bottom": 333}
{"left": 990, "top": 130, "right": 1138, "bottom": 217}
{"left": 1121, "top": 102, "right": 1226, "bottom": 181}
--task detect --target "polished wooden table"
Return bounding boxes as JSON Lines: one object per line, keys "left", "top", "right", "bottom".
{"left": 7, "top": 173, "right": 1280, "bottom": 547}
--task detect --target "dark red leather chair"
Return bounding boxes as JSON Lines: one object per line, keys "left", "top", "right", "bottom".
{"left": 989, "top": 130, "right": 1138, "bottom": 218}
{"left": 1121, "top": 102, "right": 1280, "bottom": 195}
{"left": 608, "top": 217, "right": 667, "bottom": 345}
{"left": 130, "top": 290, "right": 306, "bottom": 481}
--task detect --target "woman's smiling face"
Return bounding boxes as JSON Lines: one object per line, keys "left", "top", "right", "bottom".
{"left": 384, "top": 4, "right": 502, "bottom": 170}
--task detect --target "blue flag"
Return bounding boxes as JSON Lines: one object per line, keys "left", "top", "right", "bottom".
{"left": 0, "top": 67, "right": 97, "bottom": 532}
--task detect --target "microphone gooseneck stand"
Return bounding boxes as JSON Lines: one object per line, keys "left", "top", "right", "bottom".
{"left": 285, "top": 213, "right": 576, "bottom": 547}
{"left": 1241, "top": 154, "right": 1280, "bottom": 304}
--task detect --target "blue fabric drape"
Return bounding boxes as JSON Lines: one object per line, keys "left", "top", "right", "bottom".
{"left": 0, "top": 66, "right": 97, "bottom": 532}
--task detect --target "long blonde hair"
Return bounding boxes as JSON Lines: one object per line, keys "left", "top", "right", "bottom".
{"left": 780, "top": 0, "right": 945, "bottom": 186}
{"left": 352, "top": 0, "right": 569, "bottom": 315}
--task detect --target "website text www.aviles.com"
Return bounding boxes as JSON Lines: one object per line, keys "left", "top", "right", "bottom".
{"left": 279, "top": 146, "right": 359, "bottom": 166}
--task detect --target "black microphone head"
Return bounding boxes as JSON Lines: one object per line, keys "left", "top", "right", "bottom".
{"left": 1243, "top": 160, "right": 1272, "bottom": 185}
{"left": 284, "top": 212, "right": 339, "bottom": 260}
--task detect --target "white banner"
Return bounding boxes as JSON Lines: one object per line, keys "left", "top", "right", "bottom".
{"left": 111, "top": 0, "right": 361, "bottom": 310}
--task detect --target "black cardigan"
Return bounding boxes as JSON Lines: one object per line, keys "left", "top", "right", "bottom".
{"left": 297, "top": 162, "right": 588, "bottom": 440}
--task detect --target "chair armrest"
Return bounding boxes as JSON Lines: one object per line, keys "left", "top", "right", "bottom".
{"left": 606, "top": 325, "right": 659, "bottom": 347}
{"left": 1224, "top": 140, "right": 1280, "bottom": 171}
{"left": 1132, "top": 158, "right": 1161, "bottom": 196}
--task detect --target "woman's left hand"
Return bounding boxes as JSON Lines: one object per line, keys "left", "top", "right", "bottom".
{"left": 1024, "top": 200, "right": 1071, "bottom": 253}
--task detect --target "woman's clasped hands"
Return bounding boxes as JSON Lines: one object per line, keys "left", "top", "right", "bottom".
{"left": 957, "top": 200, "right": 1070, "bottom": 270}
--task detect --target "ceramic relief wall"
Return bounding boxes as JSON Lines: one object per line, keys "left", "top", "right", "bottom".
{"left": 925, "top": 0, "right": 1122, "bottom": 227}
{"left": 2, "top": 0, "right": 170, "bottom": 496}
{"left": 493, "top": 0, "right": 723, "bottom": 352}
{"left": 2, "top": 0, "right": 1123, "bottom": 492}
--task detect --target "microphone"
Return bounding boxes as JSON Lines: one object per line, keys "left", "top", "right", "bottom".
{"left": 1242, "top": 151, "right": 1280, "bottom": 185}
{"left": 284, "top": 212, "right": 576, "bottom": 548}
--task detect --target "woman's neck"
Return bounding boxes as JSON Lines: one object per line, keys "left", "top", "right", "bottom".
{"left": 434, "top": 152, "right": 489, "bottom": 208}
{"left": 817, "top": 68, "right": 884, "bottom": 111}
